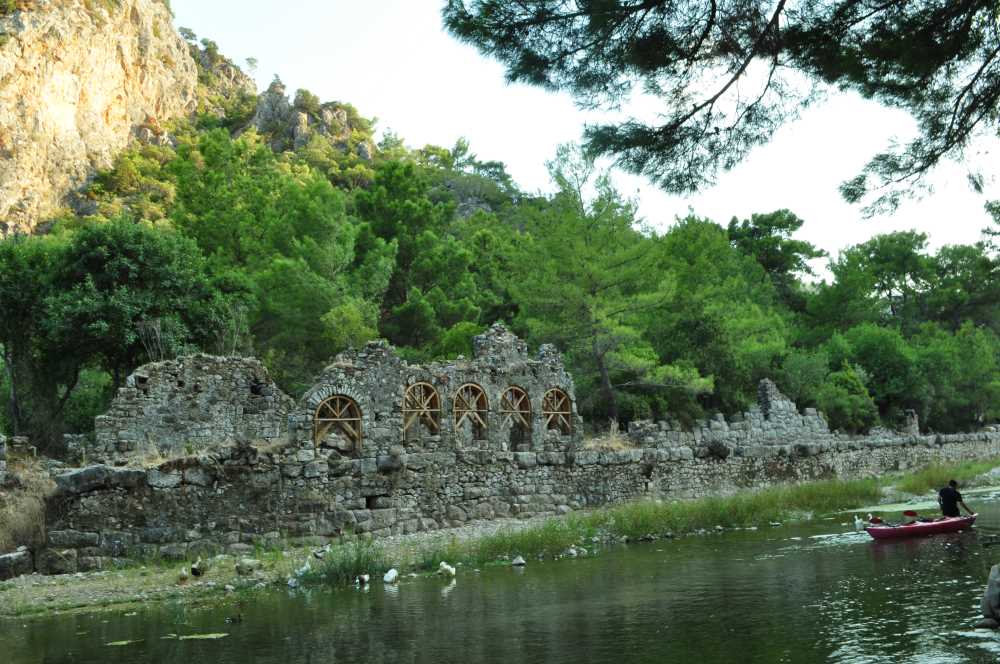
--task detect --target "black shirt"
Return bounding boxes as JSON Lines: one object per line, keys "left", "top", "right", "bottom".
{"left": 939, "top": 486, "right": 963, "bottom": 517}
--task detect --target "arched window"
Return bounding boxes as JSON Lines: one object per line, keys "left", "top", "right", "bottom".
{"left": 543, "top": 388, "right": 573, "bottom": 435}
{"left": 403, "top": 382, "right": 441, "bottom": 438}
{"left": 314, "top": 395, "right": 362, "bottom": 454}
{"left": 453, "top": 383, "right": 488, "bottom": 440}
{"left": 500, "top": 386, "right": 531, "bottom": 448}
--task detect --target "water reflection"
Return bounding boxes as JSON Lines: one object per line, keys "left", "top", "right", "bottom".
{"left": 5, "top": 505, "right": 1000, "bottom": 663}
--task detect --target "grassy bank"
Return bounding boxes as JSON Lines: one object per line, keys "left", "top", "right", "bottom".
{"left": 893, "top": 456, "right": 1000, "bottom": 495}
{"left": 305, "top": 477, "right": 883, "bottom": 585}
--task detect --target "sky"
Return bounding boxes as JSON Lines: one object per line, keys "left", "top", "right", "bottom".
{"left": 170, "top": 0, "right": 999, "bottom": 271}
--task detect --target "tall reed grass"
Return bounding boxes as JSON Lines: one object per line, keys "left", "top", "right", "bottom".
{"left": 301, "top": 539, "right": 390, "bottom": 586}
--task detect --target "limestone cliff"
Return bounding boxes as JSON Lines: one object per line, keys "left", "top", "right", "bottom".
{"left": 0, "top": 0, "right": 198, "bottom": 236}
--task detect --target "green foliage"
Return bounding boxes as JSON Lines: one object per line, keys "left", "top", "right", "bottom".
{"left": 443, "top": 1, "right": 1000, "bottom": 212}
{"left": 356, "top": 161, "right": 491, "bottom": 352}
{"left": 293, "top": 89, "right": 322, "bottom": 116}
{"left": 830, "top": 324, "right": 925, "bottom": 423}
{"left": 88, "top": 143, "right": 177, "bottom": 221}
{"left": 61, "top": 369, "right": 113, "bottom": 434}
{"left": 0, "top": 220, "right": 227, "bottom": 450}
{"left": 9, "top": 26, "right": 1000, "bottom": 445}
{"left": 508, "top": 145, "right": 714, "bottom": 423}
{"left": 727, "top": 209, "right": 825, "bottom": 311}
{"left": 650, "top": 216, "right": 787, "bottom": 414}
{"left": 911, "top": 322, "right": 1000, "bottom": 432}
{"left": 0, "top": 0, "right": 16, "bottom": 16}
{"left": 168, "top": 128, "right": 390, "bottom": 392}
{"left": 778, "top": 347, "right": 830, "bottom": 408}
{"left": 816, "top": 364, "right": 878, "bottom": 434}
{"left": 433, "top": 322, "right": 485, "bottom": 359}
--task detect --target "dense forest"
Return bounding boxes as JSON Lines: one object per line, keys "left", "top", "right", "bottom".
{"left": 2, "top": 30, "right": 1000, "bottom": 454}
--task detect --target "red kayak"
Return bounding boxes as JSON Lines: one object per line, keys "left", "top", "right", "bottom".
{"left": 865, "top": 514, "right": 977, "bottom": 540}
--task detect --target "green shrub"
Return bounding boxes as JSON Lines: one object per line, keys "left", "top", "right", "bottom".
{"left": 816, "top": 363, "right": 878, "bottom": 433}
{"left": 294, "top": 89, "right": 322, "bottom": 116}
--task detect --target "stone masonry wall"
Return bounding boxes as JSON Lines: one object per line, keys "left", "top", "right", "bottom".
{"left": 93, "top": 355, "right": 293, "bottom": 462}
{"left": 627, "top": 379, "right": 834, "bottom": 449}
{"left": 39, "top": 431, "right": 1000, "bottom": 573}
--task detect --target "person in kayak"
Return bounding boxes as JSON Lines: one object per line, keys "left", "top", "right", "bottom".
{"left": 938, "top": 480, "right": 974, "bottom": 518}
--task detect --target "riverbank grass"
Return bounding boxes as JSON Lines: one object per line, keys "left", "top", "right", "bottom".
{"left": 894, "top": 456, "right": 1000, "bottom": 495}
{"left": 304, "top": 539, "right": 391, "bottom": 586}
{"left": 399, "top": 477, "right": 883, "bottom": 572}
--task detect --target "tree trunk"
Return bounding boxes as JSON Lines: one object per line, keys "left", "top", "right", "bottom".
{"left": 2, "top": 345, "right": 22, "bottom": 436}
{"left": 593, "top": 340, "right": 618, "bottom": 422}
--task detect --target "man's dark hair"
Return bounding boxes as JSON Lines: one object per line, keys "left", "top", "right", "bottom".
{"left": 949, "top": 479, "right": 958, "bottom": 488}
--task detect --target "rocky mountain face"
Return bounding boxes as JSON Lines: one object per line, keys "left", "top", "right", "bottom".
{"left": 0, "top": 0, "right": 198, "bottom": 236}
{"left": 251, "top": 78, "right": 374, "bottom": 159}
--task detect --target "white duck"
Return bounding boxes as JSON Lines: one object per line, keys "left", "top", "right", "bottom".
{"left": 853, "top": 514, "right": 866, "bottom": 531}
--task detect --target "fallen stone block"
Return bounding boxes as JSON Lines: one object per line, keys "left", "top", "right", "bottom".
{"left": 38, "top": 548, "right": 78, "bottom": 575}
{"left": 0, "top": 548, "right": 33, "bottom": 580}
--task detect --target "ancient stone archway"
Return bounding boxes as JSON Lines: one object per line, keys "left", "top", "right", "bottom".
{"left": 403, "top": 382, "right": 441, "bottom": 439}
{"left": 314, "top": 395, "right": 363, "bottom": 454}
{"left": 543, "top": 388, "right": 573, "bottom": 435}
{"left": 500, "top": 386, "right": 531, "bottom": 449}
{"left": 454, "top": 383, "right": 488, "bottom": 440}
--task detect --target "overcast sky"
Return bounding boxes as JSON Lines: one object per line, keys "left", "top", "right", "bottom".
{"left": 170, "top": 0, "right": 999, "bottom": 270}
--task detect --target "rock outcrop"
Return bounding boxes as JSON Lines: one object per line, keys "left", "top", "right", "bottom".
{"left": 0, "top": 0, "right": 198, "bottom": 235}
{"left": 249, "top": 78, "right": 374, "bottom": 158}
{"left": 190, "top": 42, "right": 257, "bottom": 117}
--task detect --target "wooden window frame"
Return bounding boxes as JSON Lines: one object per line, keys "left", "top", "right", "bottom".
{"left": 453, "top": 383, "right": 489, "bottom": 440}
{"left": 542, "top": 388, "right": 573, "bottom": 435}
{"left": 500, "top": 386, "right": 532, "bottom": 432}
{"left": 314, "top": 395, "right": 363, "bottom": 454}
{"left": 402, "top": 382, "right": 441, "bottom": 437}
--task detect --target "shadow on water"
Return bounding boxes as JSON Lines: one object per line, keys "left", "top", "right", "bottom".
{"left": 7, "top": 505, "right": 1000, "bottom": 663}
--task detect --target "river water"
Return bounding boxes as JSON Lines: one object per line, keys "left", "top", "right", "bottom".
{"left": 7, "top": 498, "right": 1000, "bottom": 663}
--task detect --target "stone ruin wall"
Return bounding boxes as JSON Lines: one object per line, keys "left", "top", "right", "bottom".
{"left": 12, "top": 323, "right": 1000, "bottom": 576}
{"left": 92, "top": 355, "right": 294, "bottom": 462}
{"left": 34, "top": 430, "right": 1000, "bottom": 575}
{"left": 625, "top": 378, "right": 922, "bottom": 452}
